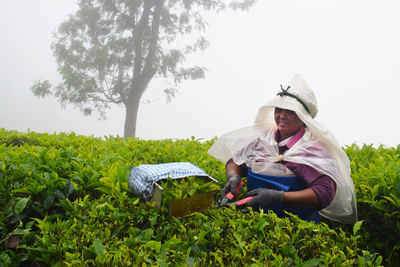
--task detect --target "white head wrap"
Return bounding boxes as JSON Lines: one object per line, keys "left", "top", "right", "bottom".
{"left": 208, "top": 74, "right": 357, "bottom": 224}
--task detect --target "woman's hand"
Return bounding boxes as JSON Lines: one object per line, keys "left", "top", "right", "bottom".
{"left": 246, "top": 188, "right": 320, "bottom": 209}
{"left": 221, "top": 174, "right": 243, "bottom": 197}
{"left": 246, "top": 188, "right": 284, "bottom": 207}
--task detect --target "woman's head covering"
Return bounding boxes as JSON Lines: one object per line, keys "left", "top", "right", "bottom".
{"left": 268, "top": 73, "right": 318, "bottom": 118}
{"left": 208, "top": 74, "right": 358, "bottom": 224}
{"left": 253, "top": 74, "right": 318, "bottom": 129}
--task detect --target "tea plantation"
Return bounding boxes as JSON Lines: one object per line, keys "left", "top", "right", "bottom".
{"left": 1, "top": 128, "right": 399, "bottom": 266}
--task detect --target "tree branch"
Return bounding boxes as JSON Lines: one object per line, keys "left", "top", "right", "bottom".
{"left": 141, "top": 0, "right": 164, "bottom": 87}
{"left": 131, "top": 1, "right": 152, "bottom": 92}
{"left": 98, "top": 70, "right": 124, "bottom": 105}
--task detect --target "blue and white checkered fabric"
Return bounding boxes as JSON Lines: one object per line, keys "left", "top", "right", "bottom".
{"left": 128, "top": 162, "right": 210, "bottom": 201}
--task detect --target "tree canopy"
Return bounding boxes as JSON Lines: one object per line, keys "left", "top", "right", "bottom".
{"left": 31, "top": 0, "right": 257, "bottom": 137}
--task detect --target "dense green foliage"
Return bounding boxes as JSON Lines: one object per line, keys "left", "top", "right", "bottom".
{"left": 1, "top": 128, "right": 398, "bottom": 266}
{"left": 159, "top": 176, "right": 219, "bottom": 207}
{"left": 345, "top": 144, "right": 400, "bottom": 265}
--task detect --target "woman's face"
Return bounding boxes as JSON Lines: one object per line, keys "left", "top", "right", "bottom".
{"left": 274, "top": 107, "right": 304, "bottom": 140}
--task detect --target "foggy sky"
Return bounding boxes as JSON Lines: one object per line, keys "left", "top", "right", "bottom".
{"left": 1, "top": 0, "right": 399, "bottom": 147}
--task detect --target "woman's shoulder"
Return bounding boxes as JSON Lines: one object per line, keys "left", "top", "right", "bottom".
{"left": 297, "top": 129, "right": 333, "bottom": 157}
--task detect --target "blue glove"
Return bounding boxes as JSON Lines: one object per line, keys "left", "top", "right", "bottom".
{"left": 246, "top": 188, "right": 284, "bottom": 207}
{"left": 221, "top": 174, "right": 243, "bottom": 197}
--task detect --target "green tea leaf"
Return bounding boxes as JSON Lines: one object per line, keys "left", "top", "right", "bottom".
{"left": 375, "top": 255, "right": 383, "bottom": 266}
{"left": 299, "top": 258, "right": 320, "bottom": 267}
{"left": 157, "top": 258, "right": 168, "bottom": 267}
{"left": 93, "top": 238, "right": 106, "bottom": 256}
{"left": 145, "top": 240, "right": 161, "bottom": 253}
{"left": 43, "top": 195, "right": 55, "bottom": 211}
{"left": 53, "top": 190, "right": 65, "bottom": 200}
{"left": 14, "top": 197, "right": 29, "bottom": 215}
{"left": 353, "top": 220, "right": 363, "bottom": 235}
{"left": 64, "top": 180, "right": 74, "bottom": 198}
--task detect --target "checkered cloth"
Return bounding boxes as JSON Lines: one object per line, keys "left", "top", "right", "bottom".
{"left": 128, "top": 162, "right": 210, "bottom": 201}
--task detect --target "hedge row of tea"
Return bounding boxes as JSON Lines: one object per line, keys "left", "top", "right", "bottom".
{"left": 0, "top": 128, "right": 398, "bottom": 266}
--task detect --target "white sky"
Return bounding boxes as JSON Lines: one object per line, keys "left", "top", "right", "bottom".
{"left": 0, "top": 0, "right": 399, "bottom": 147}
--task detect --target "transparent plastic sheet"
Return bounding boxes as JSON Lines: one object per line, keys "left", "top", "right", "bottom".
{"left": 207, "top": 125, "right": 267, "bottom": 164}
{"left": 231, "top": 130, "right": 295, "bottom": 177}
{"left": 208, "top": 79, "right": 358, "bottom": 224}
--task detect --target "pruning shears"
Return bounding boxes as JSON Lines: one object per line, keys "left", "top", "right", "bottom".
{"left": 217, "top": 180, "right": 254, "bottom": 207}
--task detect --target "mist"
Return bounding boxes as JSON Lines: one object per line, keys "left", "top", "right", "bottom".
{"left": 1, "top": 0, "right": 399, "bottom": 147}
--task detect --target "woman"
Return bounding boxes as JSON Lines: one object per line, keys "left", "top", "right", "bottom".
{"left": 208, "top": 74, "right": 357, "bottom": 224}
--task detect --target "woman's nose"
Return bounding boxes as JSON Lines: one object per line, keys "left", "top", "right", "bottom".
{"left": 278, "top": 112, "right": 288, "bottom": 119}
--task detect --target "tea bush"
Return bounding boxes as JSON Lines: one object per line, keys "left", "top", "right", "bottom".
{"left": 0, "top": 128, "right": 395, "bottom": 266}
{"left": 344, "top": 144, "right": 400, "bottom": 265}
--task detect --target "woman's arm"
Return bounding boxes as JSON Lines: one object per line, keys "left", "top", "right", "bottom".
{"left": 225, "top": 159, "right": 248, "bottom": 178}
{"left": 226, "top": 161, "right": 241, "bottom": 177}
{"left": 222, "top": 160, "right": 249, "bottom": 196}
{"left": 283, "top": 188, "right": 320, "bottom": 209}
{"left": 284, "top": 162, "right": 336, "bottom": 210}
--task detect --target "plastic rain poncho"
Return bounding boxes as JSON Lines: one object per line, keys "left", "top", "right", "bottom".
{"left": 208, "top": 74, "right": 357, "bottom": 224}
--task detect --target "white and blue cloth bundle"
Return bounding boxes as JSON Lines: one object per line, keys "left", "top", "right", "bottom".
{"left": 128, "top": 162, "right": 211, "bottom": 201}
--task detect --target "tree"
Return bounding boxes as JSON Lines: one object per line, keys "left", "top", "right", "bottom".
{"left": 31, "top": 0, "right": 257, "bottom": 138}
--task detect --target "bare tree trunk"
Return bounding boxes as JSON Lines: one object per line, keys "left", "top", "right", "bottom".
{"left": 123, "top": 93, "right": 141, "bottom": 138}
{"left": 124, "top": 1, "right": 163, "bottom": 138}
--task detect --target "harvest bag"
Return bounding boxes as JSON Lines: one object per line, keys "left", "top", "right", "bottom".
{"left": 247, "top": 169, "right": 320, "bottom": 223}
{"left": 128, "top": 162, "right": 210, "bottom": 201}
